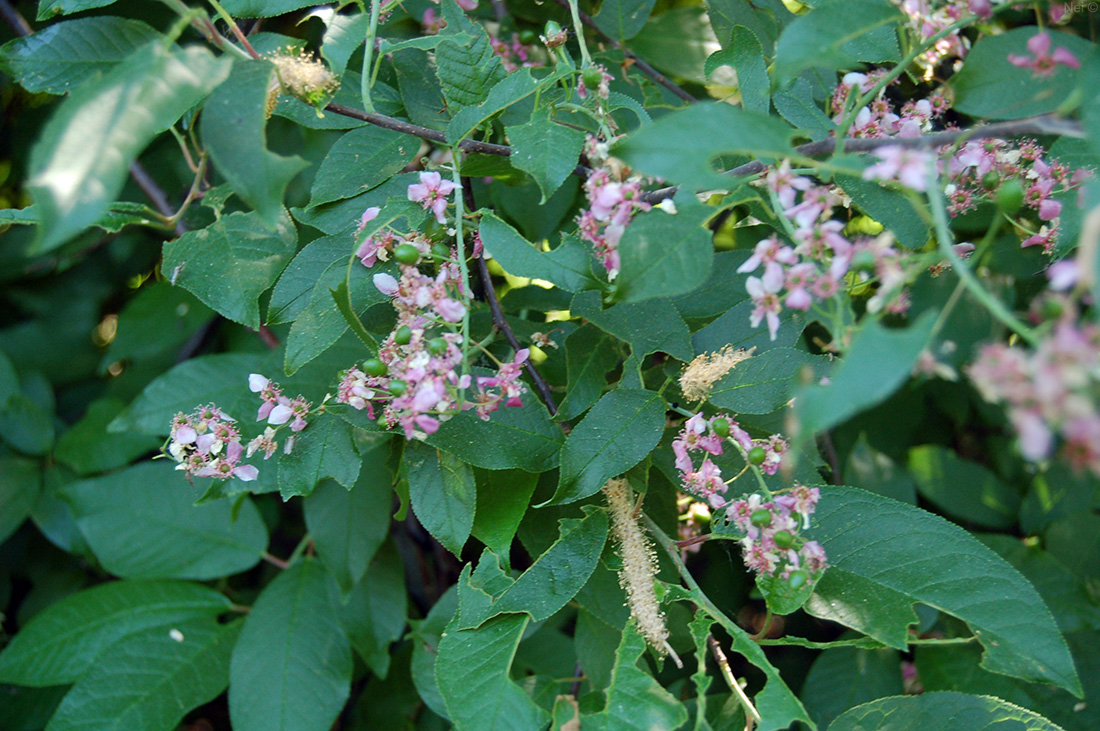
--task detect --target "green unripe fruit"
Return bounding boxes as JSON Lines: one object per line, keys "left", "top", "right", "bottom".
{"left": 394, "top": 326, "right": 413, "bottom": 346}
{"left": 428, "top": 337, "right": 448, "bottom": 355}
{"left": 787, "top": 569, "right": 808, "bottom": 590}
{"left": 518, "top": 30, "right": 537, "bottom": 45}
{"left": 712, "top": 417, "right": 731, "bottom": 438}
{"left": 748, "top": 446, "right": 767, "bottom": 466}
{"left": 544, "top": 20, "right": 563, "bottom": 36}
{"left": 773, "top": 530, "right": 795, "bottom": 549}
{"left": 981, "top": 171, "right": 1000, "bottom": 190}
{"left": 1040, "top": 298, "right": 1065, "bottom": 320}
{"left": 995, "top": 179, "right": 1025, "bottom": 213}
{"left": 363, "top": 358, "right": 387, "bottom": 377}
{"left": 582, "top": 67, "right": 603, "bottom": 90}
{"left": 387, "top": 380, "right": 407, "bottom": 397}
{"left": 750, "top": 509, "right": 772, "bottom": 528}
{"left": 431, "top": 242, "right": 451, "bottom": 259}
{"left": 394, "top": 243, "right": 420, "bottom": 265}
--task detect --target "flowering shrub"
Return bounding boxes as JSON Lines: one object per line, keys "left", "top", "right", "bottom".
{"left": 0, "top": 1, "right": 1098, "bottom": 730}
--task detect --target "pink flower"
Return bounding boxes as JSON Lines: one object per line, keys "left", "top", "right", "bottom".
{"left": 374, "top": 272, "right": 400, "bottom": 295}
{"left": 862, "top": 146, "right": 933, "bottom": 192}
{"left": 1008, "top": 33, "right": 1081, "bottom": 78}
{"left": 433, "top": 297, "right": 466, "bottom": 323}
{"left": 407, "top": 171, "right": 458, "bottom": 223}
{"left": 747, "top": 275, "right": 783, "bottom": 341}
{"left": 1046, "top": 259, "right": 1078, "bottom": 291}
{"left": 357, "top": 206, "right": 380, "bottom": 232}
{"left": 456, "top": 0, "right": 477, "bottom": 9}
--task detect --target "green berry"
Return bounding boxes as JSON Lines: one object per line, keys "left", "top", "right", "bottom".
{"left": 428, "top": 337, "right": 448, "bottom": 355}
{"left": 712, "top": 417, "right": 731, "bottom": 438}
{"left": 387, "top": 380, "right": 407, "bottom": 397}
{"left": 394, "top": 326, "right": 413, "bottom": 346}
{"left": 394, "top": 243, "right": 420, "bottom": 265}
{"left": 1040, "top": 298, "right": 1065, "bottom": 320}
{"left": 431, "top": 242, "right": 451, "bottom": 259}
{"left": 748, "top": 446, "right": 767, "bottom": 466}
{"left": 750, "top": 509, "right": 772, "bottom": 528}
{"left": 582, "top": 67, "right": 603, "bottom": 90}
{"left": 518, "top": 30, "right": 537, "bottom": 45}
{"left": 773, "top": 530, "right": 795, "bottom": 549}
{"left": 995, "top": 180, "right": 1025, "bottom": 213}
{"left": 787, "top": 569, "right": 809, "bottom": 590}
{"left": 981, "top": 171, "right": 1000, "bottom": 190}
{"left": 363, "top": 358, "right": 387, "bottom": 377}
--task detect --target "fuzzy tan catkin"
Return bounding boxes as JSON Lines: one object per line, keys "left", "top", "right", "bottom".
{"left": 680, "top": 345, "right": 755, "bottom": 402}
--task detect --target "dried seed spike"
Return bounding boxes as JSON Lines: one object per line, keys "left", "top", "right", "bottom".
{"left": 680, "top": 345, "right": 756, "bottom": 403}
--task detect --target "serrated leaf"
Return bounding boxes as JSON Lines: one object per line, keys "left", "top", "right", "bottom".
{"left": 796, "top": 311, "right": 936, "bottom": 437}
{"left": 405, "top": 441, "right": 476, "bottom": 556}
{"left": 320, "top": 10, "right": 369, "bottom": 76}
{"left": 220, "top": 0, "right": 322, "bottom": 17}
{"left": 309, "top": 126, "right": 418, "bottom": 207}
{"left": 829, "top": 691, "right": 1067, "bottom": 731}
{"left": 201, "top": 59, "right": 308, "bottom": 227}
{"left": 705, "top": 25, "right": 770, "bottom": 113}
{"left": 773, "top": 0, "right": 902, "bottom": 84}
{"left": 278, "top": 413, "right": 361, "bottom": 499}
{"left": 805, "top": 486, "right": 1082, "bottom": 696}
{"left": 229, "top": 560, "right": 352, "bottom": 731}
{"left": 0, "top": 580, "right": 230, "bottom": 686}
{"left": 582, "top": 622, "right": 689, "bottom": 730}
{"left": 505, "top": 111, "right": 586, "bottom": 203}
{"left": 36, "top": 0, "right": 118, "bottom": 21}
{"left": 616, "top": 206, "right": 714, "bottom": 303}
{"left": 799, "top": 644, "right": 902, "bottom": 730}
{"left": 773, "top": 77, "right": 837, "bottom": 141}
{"left": 557, "top": 324, "right": 619, "bottom": 421}
{"left": 615, "top": 101, "right": 792, "bottom": 194}
{"left": 54, "top": 398, "right": 161, "bottom": 475}
{"left": 304, "top": 445, "right": 392, "bottom": 595}
{"left": 551, "top": 389, "right": 666, "bottom": 505}
{"left": 427, "top": 397, "right": 564, "bottom": 473}
{"left": 63, "top": 462, "right": 268, "bottom": 580}
{"left": 707, "top": 347, "right": 828, "bottom": 414}
{"left": 593, "top": 0, "right": 657, "bottom": 41}
{"left": 160, "top": 210, "right": 297, "bottom": 329}
{"left": 0, "top": 456, "right": 41, "bottom": 545}
{"left": 908, "top": 446, "right": 1021, "bottom": 529}
{"left": 458, "top": 509, "right": 608, "bottom": 628}
{"left": 28, "top": 42, "right": 230, "bottom": 251}
{"left": 572, "top": 290, "right": 694, "bottom": 361}
{"left": 0, "top": 17, "right": 160, "bottom": 95}
{"left": 44, "top": 618, "right": 241, "bottom": 731}
{"left": 435, "top": 570, "right": 549, "bottom": 731}
{"left": 434, "top": 2, "right": 506, "bottom": 111}
{"left": 268, "top": 235, "right": 348, "bottom": 324}
{"left": 333, "top": 541, "right": 407, "bottom": 677}
{"left": 471, "top": 468, "right": 537, "bottom": 555}
{"left": 478, "top": 212, "right": 600, "bottom": 292}
{"left": 838, "top": 175, "right": 929, "bottom": 249}
{"left": 446, "top": 68, "right": 542, "bottom": 145}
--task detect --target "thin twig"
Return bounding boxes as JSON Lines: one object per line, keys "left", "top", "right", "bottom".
{"left": 707, "top": 634, "right": 762, "bottom": 731}
{"left": 460, "top": 177, "right": 561, "bottom": 417}
{"left": 0, "top": 0, "right": 31, "bottom": 36}
{"left": 550, "top": 0, "right": 695, "bottom": 104}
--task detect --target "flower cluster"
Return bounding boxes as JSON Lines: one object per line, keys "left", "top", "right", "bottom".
{"left": 407, "top": 171, "right": 458, "bottom": 224}
{"left": 489, "top": 32, "right": 541, "bottom": 72}
{"left": 831, "top": 71, "right": 952, "bottom": 139}
{"left": 577, "top": 64, "right": 613, "bottom": 100}
{"left": 894, "top": 1, "right": 973, "bottom": 78}
{"left": 577, "top": 149, "right": 651, "bottom": 279}
{"left": 727, "top": 486, "right": 827, "bottom": 582}
{"left": 1008, "top": 31, "right": 1081, "bottom": 78}
{"left": 672, "top": 412, "right": 789, "bottom": 508}
{"left": 167, "top": 405, "right": 258, "bottom": 482}
{"left": 968, "top": 319, "right": 1100, "bottom": 477}
{"left": 248, "top": 374, "right": 312, "bottom": 446}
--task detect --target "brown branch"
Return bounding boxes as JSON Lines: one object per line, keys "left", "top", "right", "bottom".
{"left": 550, "top": 0, "right": 696, "bottom": 104}
{"left": 640, "top": 115, "right": 1085, "bottom": 203}
{"left": 460, "top": 177, "right": 560, "bottom": 417}
{"left": 0, "top": 0, "right": 31, "bottom": 36}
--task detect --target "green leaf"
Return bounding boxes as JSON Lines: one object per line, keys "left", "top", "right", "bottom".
{"left": 506, "top": 111, "right": 586, "bottom": 203}
{"left": 0, "top": 457, "right": 41, "bottom": 545}
{"left": 839, "top": 175, "right": 929, "bottom": 250}
{"left": 616, "top": 206, "right": 714, "bottom": 303}
{"left": 320, "top": 10, "right": 368, "bottom": 76}
{"left": 557, "top": 325, "right": 619, "bottom": 421}
{"left": 304, "top": 445, "right": 392, "bottom": 595}
{"left": 478, "top": 213, "right": 600, "bottom": 292}
{"left": 54, "top": 398, "right": 161, "bottom": 476}
{"left": 799, "top": 645, "right": 902, "bottom": 731}
{"left": 773, "top": 0, "right": 902, "bottom": 84}
{"left": 458, "top": 508, "right": 609, "bottom": 628}
{"left": 229, "top": 560, "right": 352, "bottom": 731}
{"left": 405, "top": 441, "right": 476, "bottom": 556}
{"left": 629, "top": 6, "right": 720, "bottom": 85}
{"left": 427, "top": 399, "right": 564, "bottom": 473}
{"left": 160, "top": 210, "right": 297, "bottom": 329}
{"left": 435, "top": 2, "right": 506, "bottom": 110}
{"left": 334, "top": 540, "right": 407, "bottom": 677}
{"left": 103, "top": 283, "right": 213, "bottom": 366}
{"left": 582, "top": 622, "right": 689, "bottom": 730}
{"left": 108, "top": 353, "right": 269, "bottom": 436}
{"left": 805, "top": 486, "right": 1082, "bottom": 696}
{"left": 614, "top": 102, "right": 792, "bottom": 193}
{"left": 908, "top": 446, "right": 1021, "bottom": 530}
{"left": 0, "top": 580, "right": 231, "bottom": 686}
{"left": 220, "top": 0, "right": 322, "bottom": 17}
{"left": 201, "top": 59, "right": 308, "bottom": 228}
{"left": 796, "top": 312, "right": 936, "bottom": 437}
{"left": 472, "top": 469, "right": 538, "bottom": 555}
{"left": 28, "top": 42, "right": 230, "bottom": 251}
{"left": 44, "top": 618, "right": 241, "bottom": 731}
{"left": 572, "top": 291, "right": 694, "bottom": 361}
{"left": 0, "top": 388, "right": 54, "bottom": 455}
{"left": 63, "top": 462, "right": 268, "bottom": 580}
{"left": 551, "top": 389, "right": 666, "bottom": 505}
{"left": 829, "top": 691, "right": 1067, "bottom": 731}
{"left": 435, "top": 572, "right": 549, "bottom": 731}
{"left": 36, "top": 0, "right": 118, "bottom": 21}
{"left": 268, "top": 235, "right": 348, "bottom": 324}
{"left": 278, "top": 413, "right": 362, "bottom": 499}
{"left": 707, "top": 347, "right": 829, "bottom": 414}
{"left": 446, "top": 68, "right": 542, "bottom": 145}
{"left": 705, "top": 25, "right": 770, "bottom": 114}
{"left": 593, "top": 0, "right": 657, "bottom": 41}
{"left": 391, "top": 48, "right": 449, "bottom": 131}
{"left": 773, "top": 77, "right": 837, "bottom": 141}
{"left": 309, "top": 126, "right": 419, "bottom": 207}
{"left": 952, "top": 28, "right": 1094, "bottom": 120}
{"left": 0, "top": 17, "right": 160, "bottom": 95}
